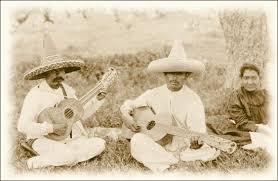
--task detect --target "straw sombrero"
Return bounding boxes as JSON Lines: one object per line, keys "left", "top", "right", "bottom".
{"left": 24, "top": 33, "right": 85, "bottom": 80}
{"left": 147, "top": 40, "right": 205, "bottom": 74}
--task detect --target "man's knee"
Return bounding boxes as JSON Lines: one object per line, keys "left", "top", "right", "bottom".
{"left": 130, "top": 133, "right": 150, "bottom": 147}
{"left": 130, "top": 133, "right": 154, "bottom": 156}
{"left": 87, "top": 137, "right": 106, "bottom": 153}
{"left": 66, "top": 137, "right": 106, "bottom": 162}
{"left": 32, "top": 138, "right": 67, "bottom": 154}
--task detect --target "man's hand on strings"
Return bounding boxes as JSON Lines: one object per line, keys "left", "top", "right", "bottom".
{"left": 97, "top": 88, "right": 108, "bottom": 101}
{"left": 190, "top": 136, "right": 203, "bottom": 149}
{"left": 122, "top": 108, "right": 141, "bottom": 133}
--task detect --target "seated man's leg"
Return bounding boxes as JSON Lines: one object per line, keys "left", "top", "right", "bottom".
{"left": 240, "top": 124, "right": 272, "bottom": 151}
{"left": 242, "top": 131, "right": 271, "bottom": 151}
{"left": 27, "top": 138, "right": 77, "bottom": 169}
{"left": 66, "top": 136, "right": 105, "bottom": 163}
{"left": 130, "top": 133, "right": 178, "bottom": 172}
{"left": 180, "top": 143, "right": 220, "bottom": 162}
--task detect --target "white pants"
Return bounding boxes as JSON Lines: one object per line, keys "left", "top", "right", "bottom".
{"left": 27, "top": 136, "right": 105, "bottom": 169}
{"left": 130, "top": 133, "right": 220, "bottom": 172}
{"left": 242, "top": 125, "right": 272, "bottom": 151}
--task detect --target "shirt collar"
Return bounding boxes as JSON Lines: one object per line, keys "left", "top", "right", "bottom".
{"left": 164, "top": 84, "right": 187, "bottom": 95}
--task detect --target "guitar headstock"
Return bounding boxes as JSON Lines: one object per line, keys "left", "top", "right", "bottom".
{"left": 100, "top": 67, "right": 118, "bottom": 89}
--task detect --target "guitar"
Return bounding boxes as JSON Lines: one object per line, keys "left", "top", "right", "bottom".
{"left": 38, "top": 67, "right": 118, "bottom": 141}
{"left": 121, "top": 106, "right": 237, "bottom": 154}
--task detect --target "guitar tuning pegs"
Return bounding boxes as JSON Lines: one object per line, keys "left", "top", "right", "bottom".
{"left": 108, "top": 67, "right": 115, "bottom": 71}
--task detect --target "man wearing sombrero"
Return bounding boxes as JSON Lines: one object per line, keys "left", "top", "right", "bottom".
{"left": 120, "top": 40, "right": 220, "bottom": 172}
{"left": 17, "top": 34, "right": 107, "bottom": 169}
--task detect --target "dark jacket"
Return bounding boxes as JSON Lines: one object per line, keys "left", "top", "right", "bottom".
{"left": 227, "top": 87, "right": 268, "bottom": 131}
{"left": 206, "top": 87, "right": 268, "bottom": 146}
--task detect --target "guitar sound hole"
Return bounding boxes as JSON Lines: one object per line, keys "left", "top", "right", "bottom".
{"left": 147, "top": 120, "right": 156, "bottom": 130}
{"left": 64, "top": 108, "right": 74, "bottom": 119}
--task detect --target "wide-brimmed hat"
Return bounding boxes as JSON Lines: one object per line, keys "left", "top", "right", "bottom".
{"left": 24, "top": 33, "right": 85, "bottom": 80}
{"left": 147, "top": 40, "right": 205, "bottom": 74}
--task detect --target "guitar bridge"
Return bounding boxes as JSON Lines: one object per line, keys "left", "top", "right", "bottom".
{"left": 147, "top": 120, "right": 156, "bottom": 130}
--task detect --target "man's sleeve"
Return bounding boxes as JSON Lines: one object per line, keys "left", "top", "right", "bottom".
{"left": 17, "top": 91, "right": 53, "bottom": 139}
{"left": 189, "top": 95, "right": 207, "bottom": 133}
{"left": 120, "top": 89, "right": 153, "bottom": 115}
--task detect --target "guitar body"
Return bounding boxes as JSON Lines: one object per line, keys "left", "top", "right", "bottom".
{"left": 121, "top": 107, "right": 237, "bottom": 154}
{"left": 38, "top": 98, "right": 84, "bottom": 125}
{"left": 121, "top": 106, "right": 172, "bottom": 141}
{"left": 37, "top": 67, "right": 118, "bottom": 141}
{"left": 37, "top": 98, "right": 84, "bottom": 140}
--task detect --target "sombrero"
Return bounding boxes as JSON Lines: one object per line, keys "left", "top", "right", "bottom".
{"left": 147, "top": 40, "right": 205, "bottom": 74}
{"left": 24, "top": 33, "right": 85, "bottom": 80}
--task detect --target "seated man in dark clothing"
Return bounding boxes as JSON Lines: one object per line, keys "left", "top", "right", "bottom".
{"left": 228, "top": 63, "right": 268, "bottom": 132}
{"left": 207, "top": 63, "right": 271, "bottom": 149}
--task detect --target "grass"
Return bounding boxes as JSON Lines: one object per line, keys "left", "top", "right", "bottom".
{"left": 10, "top": 49, "right": 272, "bottom": 175}
{"left": 14, "top": 136, "right": 271, "bottom": 175}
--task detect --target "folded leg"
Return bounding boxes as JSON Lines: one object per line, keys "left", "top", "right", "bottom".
{"left": 67, "top": 136, "right": 105, "bottom": 162}
{"left": 27, "top": 138, "right": 76, "bottom": 169}
{"left": 130, "top": 133, "right": 178, "bottom": 172}
{"left": 180, "top": 144, "right": 220, "bottom": 162}
{"left": 27, "top": 137, "right": 105, "bottom": 169}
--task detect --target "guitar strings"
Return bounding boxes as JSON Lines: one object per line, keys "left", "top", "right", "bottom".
{"left": 64, "top": 72, "right": 115, "bottom": 118}
{"left": 159, "top": 123, "right": 235, "bottom": 153}
{"left": 80, "top": 71, "right": 116, "bottom": 105}
{"left": 80, "top": 82, "right": 103, "bottom": 105}
{"left": 52, "top": 70, "right": 116, "bottom": 140}
{"left": 63, "top": 83, "right": 103, "bottom": 118}
{"left": 79, "top": 71, "right": 115, "bottom": 105}
{"left": 80, "top": 80, "right": 102, "bottom": 101}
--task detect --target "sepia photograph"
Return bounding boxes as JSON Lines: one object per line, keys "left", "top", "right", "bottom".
{"left": 1, "top": 1, "right": 277, "bottom": 180}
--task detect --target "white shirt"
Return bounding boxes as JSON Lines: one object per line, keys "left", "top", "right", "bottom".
{"left": 17, "top": 80, "right": 105, "bottom": 141}
{"left": 120, "top": 84, "right": 206, "bottom": 133}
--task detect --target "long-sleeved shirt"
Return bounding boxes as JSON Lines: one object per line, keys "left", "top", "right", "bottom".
{"left": 227, "top": 87, "right": 268, "bottom": 130}
{"left": 17, "top": 80, "right": 105, "bottom": 141}
{"left": 120, "top": 84, "right": 206, "bottom": 149}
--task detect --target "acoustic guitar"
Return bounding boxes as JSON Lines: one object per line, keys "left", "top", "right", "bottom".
{"left": 121, "top": 106, "right": 237, "bottom": 154}
{"left": 38, "top": 67, "right": 118, "bottom": 141}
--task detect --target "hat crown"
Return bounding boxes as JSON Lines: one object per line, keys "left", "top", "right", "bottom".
{"left": 168, "top": 40, "right": 187, "bottom": 60}
{"left": 43, "top": 33, "right": 57, "bottom": 57}
{"left": 24, "top": 33, "right": 85, "bottom": 80}
{"left": 41, "top": 33, "right": 61, "bottom": 65}
{"left": 147, "top": 39, "right": 205, "bottom": 75}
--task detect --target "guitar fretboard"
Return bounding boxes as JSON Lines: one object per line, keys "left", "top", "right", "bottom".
{"left": 79, "top": 82, "right": 103, "bottom": 106}
{"left": 79, "top": 68, "right": 116, "bottom": 106}
{"left": 155, "top": 122, "right": 236, "bottom": 149}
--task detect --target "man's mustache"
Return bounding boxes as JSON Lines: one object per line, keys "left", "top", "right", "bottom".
{"left": 170, "top": 81, "right": 178, "bottom": 84}
{"left": 246, "top": 83, "right": 256, "bottom": 86}
{"left": 53, "top": 77, "right": 64, "bottom": 82}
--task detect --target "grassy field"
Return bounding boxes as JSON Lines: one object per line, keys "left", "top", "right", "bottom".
{"left": 8, "top": 9, "right": 272, "bottom": 176}
{"left": 10, "top": 49, "right": 271, "bottom": 175}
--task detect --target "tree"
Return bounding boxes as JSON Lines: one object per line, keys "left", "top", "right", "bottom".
{"left": 219, "top": 9, "right": 269, "bottom": 89}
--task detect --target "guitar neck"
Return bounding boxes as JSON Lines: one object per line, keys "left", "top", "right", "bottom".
{"left": 79, "top": 82, "right": 103, "bottom": 106}
{"left": 155, "top": 122, "right": 237, "bottom": 154}
{"left": 78, "top": 67, "right": 117, "bottom": 107}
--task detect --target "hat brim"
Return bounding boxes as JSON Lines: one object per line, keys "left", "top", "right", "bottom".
{"left": 24, "top": 60, "right": 85, "bottom": 80}
{"left": 147, "top": 58, "right": 205, "bottom": 74}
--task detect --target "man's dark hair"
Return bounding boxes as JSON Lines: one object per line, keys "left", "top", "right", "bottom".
{"left": 239, "top": 63, "right": 260, "bottom": 78}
